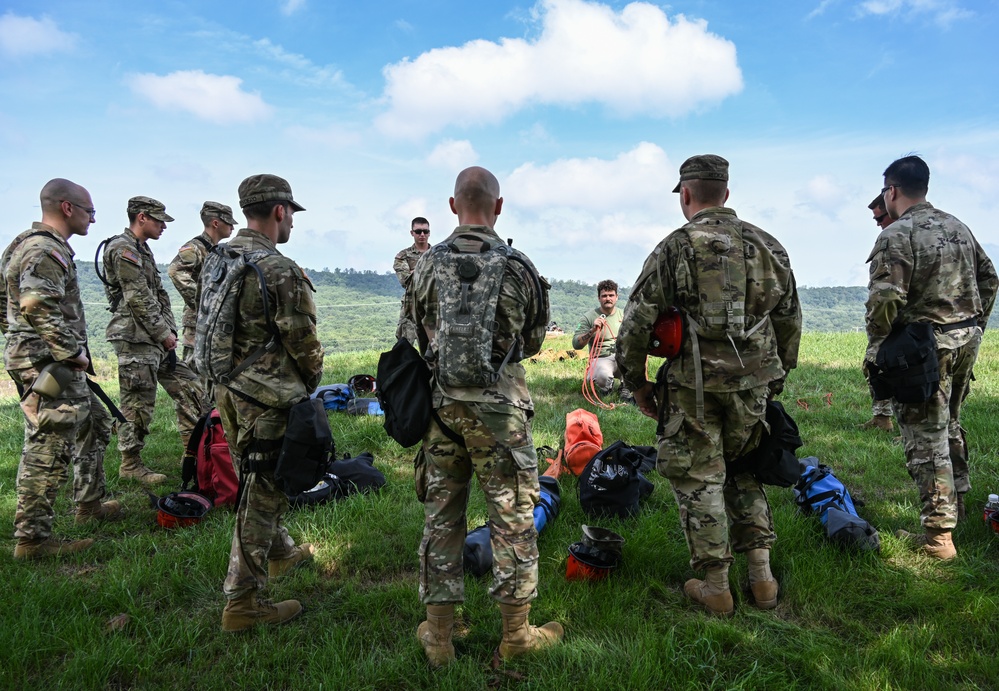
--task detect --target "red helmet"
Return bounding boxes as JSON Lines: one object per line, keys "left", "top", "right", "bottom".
{"left": 649, "top": 306, "right": 683, "bottom": 359}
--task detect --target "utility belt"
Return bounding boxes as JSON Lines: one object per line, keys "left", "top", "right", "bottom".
{"left": 936, "top": 317, "right": 977, "bottom": 333}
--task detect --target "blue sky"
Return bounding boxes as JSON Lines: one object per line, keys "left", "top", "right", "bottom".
{"left": 2, "top": 0, "right": 998, "bottom": 288}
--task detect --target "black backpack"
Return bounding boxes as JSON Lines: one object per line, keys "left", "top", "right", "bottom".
{"left": 377, "top": 338, "right": 433, "bottom": 447}
{"left": 871, "top": 322, "right": 939, "bottom": 404}
{"left": 727, "top": 401, "right": 802, "bottom": 487}
{"left": 579, "top": 441, "right": 654, "bottom": 519}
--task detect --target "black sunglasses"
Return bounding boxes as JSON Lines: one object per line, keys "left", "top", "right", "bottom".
{"left": 412, "top": 229, "right": 430, "bottom": 235}
{"left": 874, "top": 213, "right": 888, "bottom": 224}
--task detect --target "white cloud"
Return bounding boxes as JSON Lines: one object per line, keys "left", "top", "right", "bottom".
{"left": 796, "top": 175, "right": 851, "bottom": 218}
{"left": 806, "top": 0, "right": 841, "bottom": 20}
{"left": 0, "top": 12, "right": 76, "bottom": 58}
{"left": 280, "top": 0, "right": 306, "bottom": 16}
{"left": 376, "top": 0, "right": 743, "bottom": 138}
{"left": 934, "top": 153, "right": 999, "bottom": 197}
{"left": 252, "top": 38, "right": 348, "bottom": 88}
{"left": 426, "top": 140, "right": 479, "bottom": 170}
{"left": 857, "top": 0, "right": 972, "bottom": 26}
{"left": 126, "top": 70, "right": 273, "bottom": 124}
{"left": 506, "top": 142, "right": 674, "bottom": 212}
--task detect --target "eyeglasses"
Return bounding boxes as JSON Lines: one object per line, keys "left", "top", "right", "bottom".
{"left": 412, "top": 229, "right": 430, "bottom": 235}
{"left": 880, "top": 184, "right": 894, "bottom": 196}
{"left": 874, "top": 213, "right": 888, "bottom": 224}
{"left": 63, "top": 200, "right": 96, "bottom": 220}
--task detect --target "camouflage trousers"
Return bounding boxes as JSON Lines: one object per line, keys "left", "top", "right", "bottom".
{"left": 586, "top": 355, "right": 619, "bottom": 394}
{"left": 894, "top": 330, "right": 980, "bottom": 531}
{"left": 112, "top": 341, "right": 205, "bottom": 458}
{"left": 11, "top": 365, "right": 113, "bottom": 540}
{"left": 420, "top": 400, "right": 541, "bottom": 606}
{"left": 870, "top": 390, "right": 894, "bottom": 417}
{"left": 396, "top": 313, "right": 419, "bottom": 345}
{"left": 217, "top": 388, "right": 296, "bottom": 600}
{"left": 657, "top": 383, "right": 775, "bottom": 571}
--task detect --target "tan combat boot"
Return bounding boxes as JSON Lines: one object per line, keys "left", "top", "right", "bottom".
{"left": 684, "top": 565, "right": 734, "bottom": 616}
{"left": 895, "top": 527, "right": 958, "bottom": 561}
{"left": 14, "top": 536, "right": 95, "bottom": 560}
{"left": 747, "top": 548, "right": 779, "bottom": 609}
{"left": 75, "top": 499, "right": 124, "bottom": 525}
{"left": 269, "top": 543, "right": 316, "bottom": 579}
{"left": 417, "top": 604, "right": 456, "bottom": 667}
{"left": 858, "top": 415, "right": 893, "bottom": 432}
{"left": 498, "top": 603, "right": 564, "bottom": 660}
{"left": 119, "top": 454, "right": 167, "bottom": 485}
{"left": 221, "top": 593, "right": 303, "bottom": 632}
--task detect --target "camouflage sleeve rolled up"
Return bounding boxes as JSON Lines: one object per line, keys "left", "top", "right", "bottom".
{"left": 616, "top": 242, "right": 672, "bottom": 391}
{"left": 14, "top": 245, "right": 82, "bottom": 362}
{"left": 167, "top": 242, "right": 204, "bottom": 313}
{"left": 267, "top": 259, "right": 324, "bottom": 394}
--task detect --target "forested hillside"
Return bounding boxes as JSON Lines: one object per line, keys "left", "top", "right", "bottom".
{"left": 6, "top": 262, "right": 988, "bottom": 357}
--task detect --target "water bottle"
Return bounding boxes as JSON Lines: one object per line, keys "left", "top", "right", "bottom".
{"left": 984, "top": 493, "right": 999, "bottom": 525}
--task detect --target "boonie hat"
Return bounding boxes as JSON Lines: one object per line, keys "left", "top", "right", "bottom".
{"left": 201, "top": 201, "right": 237, "bottom": 225}
{"left": 127, "top": 195, "right": 175, "bottom": 222}
{"left": 672, "top": 154, "right": 730, "bottom": 193}
{"left": 238, "top": 174, "right": 306, "bottom": 212}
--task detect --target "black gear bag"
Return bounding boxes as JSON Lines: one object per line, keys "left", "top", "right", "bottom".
{"left": 377, "top": 338, "right": 433, "bottom": 447}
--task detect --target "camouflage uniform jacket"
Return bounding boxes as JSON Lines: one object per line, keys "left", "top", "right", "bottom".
{"left": 3, "top": 223, "right": 87, "bottom": 370}
{"left": 617, "top": 207, "right": 801, "bottom": 392}
{"left": 394, "top": 243, "right": 425, "bottom": 318}
{"left": 412, "top": 224, "right": 548, "bottom": 411}
{"left": 865, "top": 201, "right": 997, "bottom": 360}
{"left": 223, "top": 228, "right": 324, "bottom": 409}
{"left": 572, "top": 306, "right": 623, "bottom": 358}
{"left": 103, "top": 228, "right": 176, "bottom": 345}
{"left": 167, "top": 231, "right": 213, "bottom": 347}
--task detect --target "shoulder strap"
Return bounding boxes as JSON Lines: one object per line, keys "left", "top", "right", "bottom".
{"left": 193, "top": 236, "right": 212, "bottom": 251}
{"left": 217, "top": 258, "right": 279, "bottom": 386}
{"left": 181, "top": 412, "right": 212, "bottom": 490}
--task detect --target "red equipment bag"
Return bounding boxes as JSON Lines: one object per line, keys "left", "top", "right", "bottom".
{"left": 181, "top": 409, "right": 239, "bottom": 506}
{"left": 563, "top": 408, "right": 603, "bottom": 477}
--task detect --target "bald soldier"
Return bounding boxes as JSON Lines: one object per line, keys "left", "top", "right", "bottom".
{"left": 411, "top": 166, "right": 561, "bottom": 665}
{"left": 859, "top": 194, "right": 896, "bottom": 433}
{"left": 102, "top": 196, "right": 205, "bottom": 484}
{"left": 168, "top": 201, "right": 236, "bottom": 408}
{"left": 867, "top": 155, "right": 997, "bottom": 559}
{"left": 617, "top": 155, "right": 801, "bottom": 616}
{"left": 7, "top": 179, "right": 121, "bottom": 559}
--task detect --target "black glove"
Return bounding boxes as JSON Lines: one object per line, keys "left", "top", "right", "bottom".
{"left": 166, "top": 349, "right": 177, "bottom": 373}
{"left": 767, "top": 378, "right": 784, "bottom": 399}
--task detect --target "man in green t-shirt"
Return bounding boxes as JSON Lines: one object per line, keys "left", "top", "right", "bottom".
{"left": 572, "top": 279, "right": 631, "bottom": 402}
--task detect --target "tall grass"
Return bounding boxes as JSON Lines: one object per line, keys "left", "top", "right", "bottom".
{"left": 2, "top": 333, "right": 998, "bottom": 689}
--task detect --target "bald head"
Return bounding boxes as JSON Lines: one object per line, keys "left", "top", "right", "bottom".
{"left": 40, "top": 178, "right": 88, "bottom": 214}
{"left": 451, "top": 166, "right": 503, "bottom": 227}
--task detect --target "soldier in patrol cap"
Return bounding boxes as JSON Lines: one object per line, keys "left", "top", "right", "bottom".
{"left": 859, "top": 194, "right": 896, "bottom": 433}
{"left": 867, "top": 155, "right": 997, "bottom": 558}
{"left": 217, "top": 173, "right": 322, "bottom": 633}
{"left": 6, "top": 178, "right": 122, "bottom": 559}
{"left": 168, "top": 201, "right": 236, "bottom": 408}
{"left": 617, "top": 154, "right": 801, "bottom": 616}
{"left": 411, "top": 166, "right": 562, "bottom": 665}
{"left": 102, "top": 196, "right": 205, "bottom": 485}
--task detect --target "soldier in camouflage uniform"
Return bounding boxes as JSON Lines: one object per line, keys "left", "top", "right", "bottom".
{"left": 167, "top": 201, "right": 236, "bottom": 409}
{"left": 859, "top": 194, "right": 896, "bottom": 432}
{"left": 867, "top": 156, "right": 997, "bottom": 560}
{"left": 393, "top": 217, "right": 431, "bottom": 344}
{"left": 616, "top": 155, "right": 801, "bottom": 616}
{"left": 411, "top": 166, "right": 562, "bottom": 666}
{"left": 7, "top": 179, "right": 122, "bottom": 559}
{"left": 102, "top": 196, "right": 205, "bottom": 484}
{"left": 217, "top": 174, "right": 323, "bottom": 633}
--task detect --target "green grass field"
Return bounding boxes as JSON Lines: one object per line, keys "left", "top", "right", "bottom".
{"left": 2, "top": 333, "right": 998, "bottom": 690}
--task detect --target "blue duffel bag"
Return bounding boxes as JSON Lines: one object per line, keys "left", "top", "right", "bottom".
{"left": 793, "top": 457, "right": 880, "bottom": 552}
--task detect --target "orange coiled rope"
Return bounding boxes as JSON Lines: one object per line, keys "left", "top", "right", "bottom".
{"left": 581, "top": 323, "right": 619, "bottom": 410}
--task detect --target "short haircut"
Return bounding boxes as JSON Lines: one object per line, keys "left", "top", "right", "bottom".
{"left": 243, "top": 200, "right": 288, "bottom": 221}
{"left": 127, "top": 212, "right": 139, "bottom": 224}
{"left": 39, "top": 178, "right": 82, "bottom": 215}
{"left": 201, "top": 211, "right": 219, "bottom": 226}
{"left": 684, "top": 178, "right": 728, "bottom": 206}
{"left": 411, "top": 216, "right": 429, "bottom": 229}
{"left": 597, "top": 279, "right": 618, "bottom": 295}
{"left": 868, "top": 195, "right": 886, "bottom": 212}
{"left": 883, "top": 155, "right": 929, "bottom": 197}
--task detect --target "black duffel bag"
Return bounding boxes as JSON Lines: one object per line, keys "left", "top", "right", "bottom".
{"left": 727, "top": 400, "right": 802, "bottom": 487}
{"left": 273, "top": 398, "right": 334, "bottom": 495}
{"left": 579, "top": 441, "right": 654, "bottom": 519}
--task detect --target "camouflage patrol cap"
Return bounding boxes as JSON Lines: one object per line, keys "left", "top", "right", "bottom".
{"left": 672, "top": 154, "right": 729, "bottom": 193}
{"left": 127, "top": 196, "right": 174, "bottom": 222}
{"left": 201, "top": 201, "right": 236, "bottom": 225}
{"left": 238, "top": 174, "right": 306, "bottom": 212}
{"left": 868, "top": 194, "right": 886, "bottom": 211}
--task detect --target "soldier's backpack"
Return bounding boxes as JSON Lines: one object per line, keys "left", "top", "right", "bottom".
{"left": 181, "top": 408, "right": 239, "bottom": 507}
{"left": 427, "top": 233, "right": 547, "bottom": 388}
{"left": 578, "top": 441, "right": 655, "bottom": 519}
{"left": 793, "top": 457, "right": 880, "bottom": 552}
{"left": 194, "top": 244, "right": 276, "bottom": 387}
